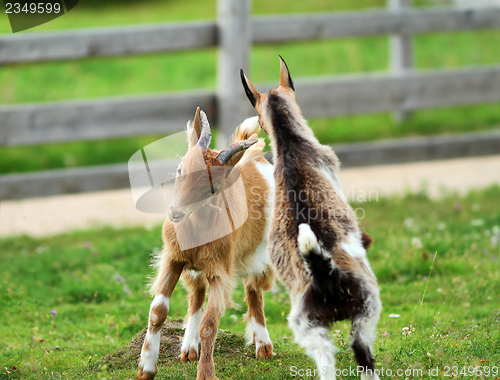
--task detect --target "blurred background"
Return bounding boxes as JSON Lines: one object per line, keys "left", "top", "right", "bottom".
{"left": 1, "top": 3, "right": 500, "bottom": 378}
{"left": 1, "top": 0, "right": 499, "bottom": 181}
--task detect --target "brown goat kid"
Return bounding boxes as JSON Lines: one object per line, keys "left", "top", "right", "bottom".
{"left": 136, "top": 108, "right": 275, "bottom": 380}
{"left": 241, "top": 58, "right": 382, "bottom": 380}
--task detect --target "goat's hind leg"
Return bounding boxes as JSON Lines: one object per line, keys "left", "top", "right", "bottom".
{"left": 244, "top": 266, "right": 274, "bottom": 359}
{"left": 180, "top": 270, "right": 207, "bottom": 363}
{"left": 350, "top": 292, "right": 382, "bottom": 380}
{"left": 136, "top": 259, "right": 184, "bottom": 380}
{"left": 289, "top": 303, "right": 337, "bottom": 380}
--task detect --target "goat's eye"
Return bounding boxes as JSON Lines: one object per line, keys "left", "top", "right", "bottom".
{"left": 177, "top": 165, "right": 182, "bottom": 176}
{"left": 206, "top": 186, "right": 218, "bottom": 196}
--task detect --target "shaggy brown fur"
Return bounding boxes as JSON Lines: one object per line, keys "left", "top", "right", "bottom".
{"left": 241, "top": 57, "right": 382, "bottom": 380}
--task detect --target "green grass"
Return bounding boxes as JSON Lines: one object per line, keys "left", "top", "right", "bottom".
{"left": 1, "top": 0, "right": 499, "bottom": 175}
{"left": 1, "top": 186, "right": 500, "bottom": 379}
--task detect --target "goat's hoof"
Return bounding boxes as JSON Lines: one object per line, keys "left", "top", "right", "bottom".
{"left": 256, "top": 343, "right": 274, "bottom": 359}
{"left": 136, "top": 366, "right": 156, "bottom": 380}
{"left": 180, "top": 347, "right": 198, "bottom": 363}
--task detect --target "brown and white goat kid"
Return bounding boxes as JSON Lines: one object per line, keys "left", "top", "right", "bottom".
{"left": 241, "top": 58, "right": 382, "bottom": 380}
{"left": 136, "top": 108, "right": 275, "bottom": 380}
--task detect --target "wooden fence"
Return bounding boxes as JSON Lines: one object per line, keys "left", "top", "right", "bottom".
{"left": 1, "top": 0, "right": 500, "bottom": 199}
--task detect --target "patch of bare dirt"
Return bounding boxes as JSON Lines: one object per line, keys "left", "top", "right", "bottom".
{"left": 101, "top": 319, "right": 248, "bottom": 371}
{"left": 103, "top": 319, "right": 185, "bottom": 370}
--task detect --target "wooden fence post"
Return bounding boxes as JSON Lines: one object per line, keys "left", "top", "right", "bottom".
{"left": 389, "top": 0, "right": 414, "bottom": 122}
{"left": 216, "top": 0, "right": 251, "bottom": 148}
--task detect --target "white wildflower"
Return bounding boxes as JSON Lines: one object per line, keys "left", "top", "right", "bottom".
{"left": 389, "top": 314, "right": 401, "bottom": 318}
{"left": 35, "top": 245, "right": 48, "bottom": 254}
{"left": 471, "top": 219, "right": 484, "bottom": 226}
{"left": 492, "top": 226, "right": 500, "bottom": 247}
{"left": 402, "top": 327, "right": 411, "bottom": 336}
{"left": 403, "top": 218, "right": 414, "bottom": 228}
{"left": 411, "top": 237, "right": 423, "bottom": 249}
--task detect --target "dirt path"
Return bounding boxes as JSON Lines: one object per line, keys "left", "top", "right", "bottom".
{"left": 1, "top": 155, "right": 499, "bottom": 238}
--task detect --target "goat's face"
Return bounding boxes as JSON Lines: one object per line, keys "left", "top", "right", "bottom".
{"left": 240, "top": 55, "right": 300, "bottom": 137}
{"left": 168, "top": 108, "right": 257, "bottom": 223}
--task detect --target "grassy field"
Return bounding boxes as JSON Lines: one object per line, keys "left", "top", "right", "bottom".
{"left": 1, "top": 186, "right": 500, "bottom": 379}
{"left": 1, "top": 0, "right": 500, "bottom": 175}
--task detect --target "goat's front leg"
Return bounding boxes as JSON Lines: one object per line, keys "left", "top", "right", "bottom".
{"left": 136, "top": 259, "right": 184, "bottom": 380}
{"left": 244, "top": 266, "right": 274, "bottom": 359}
{"left": 197, "top": 275, "right": 233, "bottom": 380}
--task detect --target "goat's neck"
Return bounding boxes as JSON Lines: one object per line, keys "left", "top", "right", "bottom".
{"left": 265, "top": 98, "right": 341, "bottom": 182}
{"left": 267, "top": 113, "right": 322, "bottom": 165}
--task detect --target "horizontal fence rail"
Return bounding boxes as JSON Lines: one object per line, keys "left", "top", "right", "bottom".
{"left": 2, "top": 7, "right": 500, "bottom": 64}
{"left": 0, "top": 21, "right": 217, "bottom": 64}
{"left": 2, "top": 66, "right": 500, "bottom": 146}
{"left": 2, "top": 130, "right": 500, "bottom": 200}
{"left": 252, "top": 7, "right": 500, "bottom": 43}
{"left": 292, "top": 65, "right": 500, "bottom": 117}
{"left": 1, "top": 0, "right": 500, "bottom": 200}
{"left": 0, "top": 90, "right": 215, "bottom": 146}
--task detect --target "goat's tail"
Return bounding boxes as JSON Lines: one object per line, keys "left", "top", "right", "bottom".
{"left": 232, "top": 116, "right": 261, "bottom": 142}
{"left": 297, "top": 223, "right": 342, "bottom": 294}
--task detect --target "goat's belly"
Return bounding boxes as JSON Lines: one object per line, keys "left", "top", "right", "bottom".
{"left": 234, "top": 243, "right": 270, "bottom": 277}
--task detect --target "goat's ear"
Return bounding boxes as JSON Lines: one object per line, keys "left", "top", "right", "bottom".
{"left": 187, "top": 107, "right": 202, "bottom": 149}
{"left": 279, "top": 55, "right": 294, "bottom": 91}
{"left": 240, "top": 69, "right": 260, "bottom": 108}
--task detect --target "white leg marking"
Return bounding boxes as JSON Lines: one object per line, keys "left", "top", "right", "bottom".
{"left": 151, "top": 313, "right": 158, "bottom": 324}
{"left": 254, "top": 321, "right": 272, "bottom": 354}
{"left": 181, "top": 308, "right": 202, "bottom": 354}
{"left": 245, "top": 317, "right": 272, "bottom": 355}
{"left": 151, "top": 294, "right": 170, "bottom": 310}
{"left": 140, "top": 330, "right": 161, "bottom": 373}
{"left": 352, "top": 297, "right": 382, "bottom": 380}
{"left": 244, "top": 316, "right": 255, "bottom": 345}
{"left": 139, "top": 295, "right": 170, "bottom": 373}
{"left": 289, "top": 306, "right": 337, "bottom": 380}
{"left": 298, "top": 223, "right": 321, "bottom": 256}
{"left": 351, "top": 294, "right": 382, "bottom": 348}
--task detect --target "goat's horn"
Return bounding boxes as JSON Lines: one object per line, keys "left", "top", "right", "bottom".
{"left": 197, "top": 110, "right": 212, "bottom": 153}
{"left": 215, "top": 139, "right": 258, "bottom": 165}
{"left": 191, "top": 107, "right": 202, "bottom": 139}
